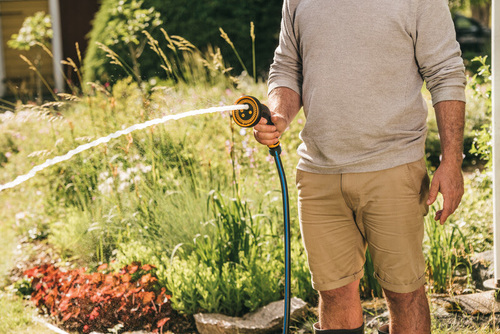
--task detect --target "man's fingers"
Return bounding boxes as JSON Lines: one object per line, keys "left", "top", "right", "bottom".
{"left": 252, "top": 112, "right": 286, "bottom": 146}
{"left": 253, "top": 129, "right": 280, "bottom": 146}
{"left": 254, "top": 123, "right": 276, "bottom": 132}
{"left": 434, "top": 210, "right": 442, "bottom": 221}
{"left": 438, "top": 191, "right": 463, "bottom": 224}
{"left": 427, "top": 177, "right": 440, "bottom": 205}
{"left": 438, "top": 201, "right": 454, "bottom": 224}
{"left": 254, "top": 129, "right": 280, "bottom": 140}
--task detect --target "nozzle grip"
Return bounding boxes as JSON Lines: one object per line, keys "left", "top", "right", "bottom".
{"left": 260, "top": 104, "right": 281, "bottom": 150}
{"left": 260, "top": 104, "right": 273, "bottom": 126}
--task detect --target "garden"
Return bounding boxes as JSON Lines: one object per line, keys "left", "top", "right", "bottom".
{"left": 0, "top": 0, "right": 496, "bottom": 333}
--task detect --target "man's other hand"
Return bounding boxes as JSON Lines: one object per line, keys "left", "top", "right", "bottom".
{"left": 426, "top": 161, "right": 464, "bottom": 224}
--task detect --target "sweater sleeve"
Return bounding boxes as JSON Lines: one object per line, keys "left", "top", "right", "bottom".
{"left": 414, "top": 0, "right": 466, "bottom": 105}
{"left": 267, "top": 0, "right": 303, "bottom": 97}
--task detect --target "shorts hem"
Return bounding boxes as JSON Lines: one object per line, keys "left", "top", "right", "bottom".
{"left": 313, "top": 268, "right": 365, "bottom": 292}
{"left": 375, "top": 272, "right": 426, "bottom": 293}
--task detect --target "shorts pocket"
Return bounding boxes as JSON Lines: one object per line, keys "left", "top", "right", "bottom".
{"left": 295, "top": 169, "right": 305, "bottom": 186}
{"left": 404, "top": 159, "right": 429, "bottom": 195}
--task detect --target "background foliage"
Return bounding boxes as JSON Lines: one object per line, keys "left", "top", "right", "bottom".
{"left": 83, "top": 0, "right": 282, "bottom": 84}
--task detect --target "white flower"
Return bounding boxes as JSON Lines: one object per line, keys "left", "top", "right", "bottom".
{"left": 140, "top": 165, "right": 152, "bottom": 173}
{"left": 118, "top": 181, "right": 130, "bottom": 192}
{"left": 98, "top": 180, "right": 113, "bottom": 194}
{"left": 99, "top": 171, "right": 110, "bottom": 181}
{"left": 15, "top": 212, "right": 27, "bottom": 220}
{"left": 118, "top": 169, "right": 131, "bottom": 181}
{"left": 127, "top": 167, "right": 139, "bottom": 174}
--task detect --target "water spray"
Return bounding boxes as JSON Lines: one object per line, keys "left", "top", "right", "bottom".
{"left": 234, "top": 96, "right": 291, "bottom": 334}
{"left": 0, "top": 104, "right": 248, "bottom": 192}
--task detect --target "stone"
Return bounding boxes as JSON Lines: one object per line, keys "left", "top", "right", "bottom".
{"left": 471, "top": 250, "right": 494, "bottom": 290}
{"left": 430, "top": 294, "right": 500, "bottom": 331}
{"left": 443, "top": 291, "right": 500, "bottom": 315}
{"left": 365, "top": 310, "right": 389, "bottom": 329}
{"left": 194, "top": 297, "right": 308, "bottom": 334}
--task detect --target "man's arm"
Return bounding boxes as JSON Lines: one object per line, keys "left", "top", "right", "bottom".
{"left": 426, "top": 100, "right": 465, "bottom": 224}
{"left": 255, "top": 0, "right": 302, "bottom": 146}
{"left": 253, "top": 87, "right": 302, "bottom": 146}
{"left": 412, "top": 0, "right": 467, "bottom": 224}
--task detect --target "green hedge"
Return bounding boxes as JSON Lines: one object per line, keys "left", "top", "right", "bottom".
{"left": 83, "top": 0, "right": 282, "bottom": 83}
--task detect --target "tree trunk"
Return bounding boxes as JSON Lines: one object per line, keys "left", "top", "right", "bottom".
{"left": 471, "top": 2, "right": 491, "bottom": 27}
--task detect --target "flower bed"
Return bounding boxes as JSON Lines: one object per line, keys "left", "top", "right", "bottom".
{"left": 23, "top": 262, "right": 175, "bottom": 333}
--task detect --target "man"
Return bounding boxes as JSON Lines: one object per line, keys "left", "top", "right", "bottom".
{"left": 254, "top": 0, "right": 466, "bottom": 333}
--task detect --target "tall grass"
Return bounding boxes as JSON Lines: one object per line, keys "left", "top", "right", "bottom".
{"left": 424, "top": 205, "right": 471, "bottom": 293}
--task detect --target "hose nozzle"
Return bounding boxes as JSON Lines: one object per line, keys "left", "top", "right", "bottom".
{"left": 233, "top": 96, "right": 280, "bottom": 150}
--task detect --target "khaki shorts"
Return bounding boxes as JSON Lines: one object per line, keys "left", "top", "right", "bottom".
{"left": 296, "top": 158, "right": 430, "bottom": 293}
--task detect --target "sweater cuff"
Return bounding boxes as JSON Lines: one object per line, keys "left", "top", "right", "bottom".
{"left": 431, "top": 86, "right": 466, "bottom": 106}
{"left": 267, "top": 79, "right": 302, "bottom": 97}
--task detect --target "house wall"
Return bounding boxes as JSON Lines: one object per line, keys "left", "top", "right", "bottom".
{"left": 0, "top": 0, "right": 54, "bottom": 97}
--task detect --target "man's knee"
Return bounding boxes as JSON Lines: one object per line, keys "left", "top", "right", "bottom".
{"left": 384, "top": 285, "right": 426, "bottom": 304}
{"left": 319, "top": 279, "right": 360, "bottom": 303}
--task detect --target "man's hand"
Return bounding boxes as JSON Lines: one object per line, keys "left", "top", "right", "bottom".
{"left": 253, "top": 87, "right": 302, "bottom": 147}
{"left": 253, "top": 115, "right": 288, "bottom": 146}
{"left": 426, "top": 161, "right": 464, "bottom": 224}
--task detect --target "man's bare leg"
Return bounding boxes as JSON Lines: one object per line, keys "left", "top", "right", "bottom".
{"left": 383, "top": 286, "right": 431, "bottom": 334}
{"left": 318, "top": 279, "right": 364, "bottom": 330}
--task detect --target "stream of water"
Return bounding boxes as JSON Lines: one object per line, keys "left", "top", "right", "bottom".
{"left": 0, "top": 104, "right": 248, "bottom": 193}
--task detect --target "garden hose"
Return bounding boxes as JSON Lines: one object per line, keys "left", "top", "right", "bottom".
{"left": 234, "top": 96, "right": 291, "bottom": 334}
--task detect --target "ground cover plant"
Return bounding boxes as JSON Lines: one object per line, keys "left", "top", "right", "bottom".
{"left": 0, "top": 26, "right": 495, "bottom": 334}
{"left": 20, "top": 263, "right": 174, "bottom": 333}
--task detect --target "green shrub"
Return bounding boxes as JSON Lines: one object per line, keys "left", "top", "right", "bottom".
{"left": 163, "top": 192, "right": 284, "bottom": 316}
{"left": 83, "top": 0, "right": 282, "bottom": 83}
{"left": 469, "top": 56, "right": 492, "bottom": 169}
{"left": 48, "top": 210, "right": 100, "bottom": 263}
{"left": 166, "top": 253, "right": 282, "bottom": 316}
{"left": 7, "top": 11, "right": 52, "bottom": 51}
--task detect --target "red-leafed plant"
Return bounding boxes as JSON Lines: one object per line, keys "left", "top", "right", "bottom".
{"left": 24, "top": 262, "right": 173, "bottom": 333}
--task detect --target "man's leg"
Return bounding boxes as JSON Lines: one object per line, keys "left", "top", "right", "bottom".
{"left": 383, "top": 286, "right": 430, "bottom": 334}
{"left": 318, "top": 279, "right": 364, "bottom": 330}
{"left": 296, "top": 170, "right": 366, "bottom": 333}
{"left": 341, "top": 159, "right": 431, "bottom": 334}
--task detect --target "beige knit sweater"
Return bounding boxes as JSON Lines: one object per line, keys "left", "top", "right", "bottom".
{"left": 268, "top": 0, "right": 466, "bottom": 173}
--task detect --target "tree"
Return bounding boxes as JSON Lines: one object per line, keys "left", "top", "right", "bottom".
{"left": 8, "top": 11, "right": 54, "bottom": 102}
{"left": 449, "top": 0, "right": 491, "bottom": 27}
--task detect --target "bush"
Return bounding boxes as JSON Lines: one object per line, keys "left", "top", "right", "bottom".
{"left": 23, "top": 263, "right": 174, "bottom": 333}
{"left": 83, "top": 0, "right": 282, "bottom": 83}
{"left": 164, "top": 192, "right": 284, "bottom": 316}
